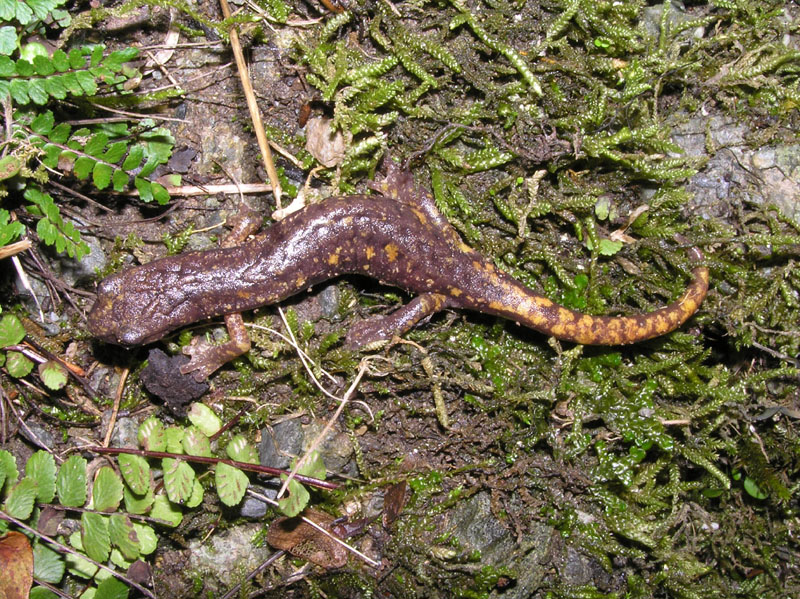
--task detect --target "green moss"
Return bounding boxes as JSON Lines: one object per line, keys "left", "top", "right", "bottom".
{"left": 34, "top": 0, "right": 800, "bottom": 596}
{"left": 95, "top": 233, "right": 143, "bottom": 279}
{"left": 162, "top": 223, "right": 194, "bottom": 255}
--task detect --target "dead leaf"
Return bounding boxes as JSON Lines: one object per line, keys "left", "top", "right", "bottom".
{"left": 304, "top": 117, "right": 347, "bottom": 168}
{"left": 127, "top": 560, "right": 153, "bottom": 585}
{"left": 0, "top": 531, "right": 33, "bottom": 599}
{"left": 383, "top": 480, "right": 407, "bottom": 528}
{"left": 267, "top": 508, "right": 348, "bottom": 568}
{"left": 37, "top": 506, "right": 64, "bottom": 537}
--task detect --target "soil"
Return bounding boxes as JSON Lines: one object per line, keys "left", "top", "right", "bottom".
{"left": 2, "top": 2, "right": 799, "bottom": 599}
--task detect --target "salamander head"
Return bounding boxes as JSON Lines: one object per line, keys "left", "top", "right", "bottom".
{"left": 87, "top": 275, "right": 169, "bottom": 347}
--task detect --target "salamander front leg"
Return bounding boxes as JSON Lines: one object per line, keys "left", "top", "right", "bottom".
{"left": 346, "top": 293, "right": 451, "bottom": 349}
{"left": 181, "top": 207, "right": 262, "bottom": 382}
{"left": 180, "top": 313, "right": 252, "bottom": 382}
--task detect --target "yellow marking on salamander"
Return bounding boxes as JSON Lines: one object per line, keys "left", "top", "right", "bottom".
{"left": 385, "top": 243, "right": 399, "bottom": 262}
{"left": 380, "top": 181, "right": 398, "bottom": 198}
{"left": 558, "top": 307, "right": 574, "bottom": 323}
{"left": 328, "top": 253, "right": 340, "bottom": 266}
{"left": 652, "top": 315, "right": 669, "bottom": 334}
{"left": 366, "top": 246, "right": 375, "bottom": 260}
{"left": 449, "top": 287, "right": 463, "bottom": 297}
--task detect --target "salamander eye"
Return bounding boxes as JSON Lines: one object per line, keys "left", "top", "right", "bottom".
{"left": 96, "top": 277, "right": 118, "bottom": 296}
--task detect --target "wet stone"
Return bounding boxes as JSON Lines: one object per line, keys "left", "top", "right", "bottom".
{"left": 187, "top": 523, "right": 272, "bottom": 589}
{"left": 259, "top": 418, "right": 357, "bottom": 478}
{"left": 318, "top": 283, "right": 341, "bottom": 318}
{"left": 673, "top": 115, "right": 800, "bottom": 221}
{"left": 446, "top": 491, "right": 553, "bottom": 599}
{"left": 21, "top": 421, "right": 56, "bottom": 450}
{"left": 259, "top": 419, "right": 304, "bottom": 470}
{"left": 239, "top": 486, "right": 269, "bottom": 519}
{"left": 108, "top": 416, "right": 139, "bottom": 449}
{"left": 59, "top": 234, "right": 107, "bottom": 286}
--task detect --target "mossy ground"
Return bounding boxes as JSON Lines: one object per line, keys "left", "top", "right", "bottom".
{"left": 3, "top": 1, "right": 799, "bottom": 597}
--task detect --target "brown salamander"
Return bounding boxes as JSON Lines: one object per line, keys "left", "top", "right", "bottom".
{"left": 88, "top": 165, "right": 709, "bottom": 381}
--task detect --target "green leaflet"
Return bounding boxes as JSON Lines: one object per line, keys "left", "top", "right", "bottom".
{"left": 0, "top": 34, "right": 171, "bottom": 261}
{"left": 55, "top": 455, "right": 87, "bottom": 507}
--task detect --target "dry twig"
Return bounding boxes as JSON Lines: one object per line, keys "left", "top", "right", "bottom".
{"left": 218, "top": 0, "right": 282, "bottom": 207}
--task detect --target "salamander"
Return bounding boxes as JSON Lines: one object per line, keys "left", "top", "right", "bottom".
{"left": 88, "top": 164, "right": 709, "bottom": 381}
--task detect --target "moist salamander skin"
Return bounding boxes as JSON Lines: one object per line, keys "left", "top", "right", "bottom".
{"left": 88, "top": 165, "right": 709, "bottom": 378}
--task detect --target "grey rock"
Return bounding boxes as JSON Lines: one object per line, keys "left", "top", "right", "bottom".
{"left": 641, "top": 3, "right": 708, "bottom": 42}
{"left": 60, "top": 235, "right": 107, "bottom": 286}
{"left": 41, "top": 312, "right": 63, "bottom": 336}
{"left": 446, "top": 491, "right": 553, "bottom": 598}
{"left": 318, "top": 283, "right": 341, "bottom": 318}
{"left": 303, "top": 420, "right": 356, "bottom": 476}
{"left": 187, "top": 524, "right": 273, "bottom": 588}
{"left": 259, "top": 419, "right": 304, "bottom": 470}
{"left": 239, "top": 486, "right": 270, "bottom": 519}
{"left": 672, "top": 116, "right": 800, "bottom": 221}
{"left": 14, "top": 274, "right": 52, "bottom": 320}
{"left": 259, "top": 417, "right": 357, "bottom": 478}
{"left": 109, "top": 416, "right": 139, "bottom": 449}
{"left": 21, "top": 421, "right": 55, "bottom": 450}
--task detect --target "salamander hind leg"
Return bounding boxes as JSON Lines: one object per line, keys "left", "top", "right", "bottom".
{"left": 346, "top": 293, "right": 451, "bottom": 349}
{"left": 368, "top": 159, "right": 418, "bottom": 203}
{"left": 368, "top": 160, "right": 461, "bottom": 244}
{"left": 224, "top": 207, "right": 262, "bottom": 246}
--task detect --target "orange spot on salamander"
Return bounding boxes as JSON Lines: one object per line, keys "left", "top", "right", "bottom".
{"left": 385, "top": 243, "right": 399, "bottom": 262}
{"left": 328, "top": 253, "right": 340, "bottom": 266}
{"left": 365, "top": 246, "right": 376, "bottom": 260}
{"left": 411, "top": 208, "right": 428, "bottom": 225}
